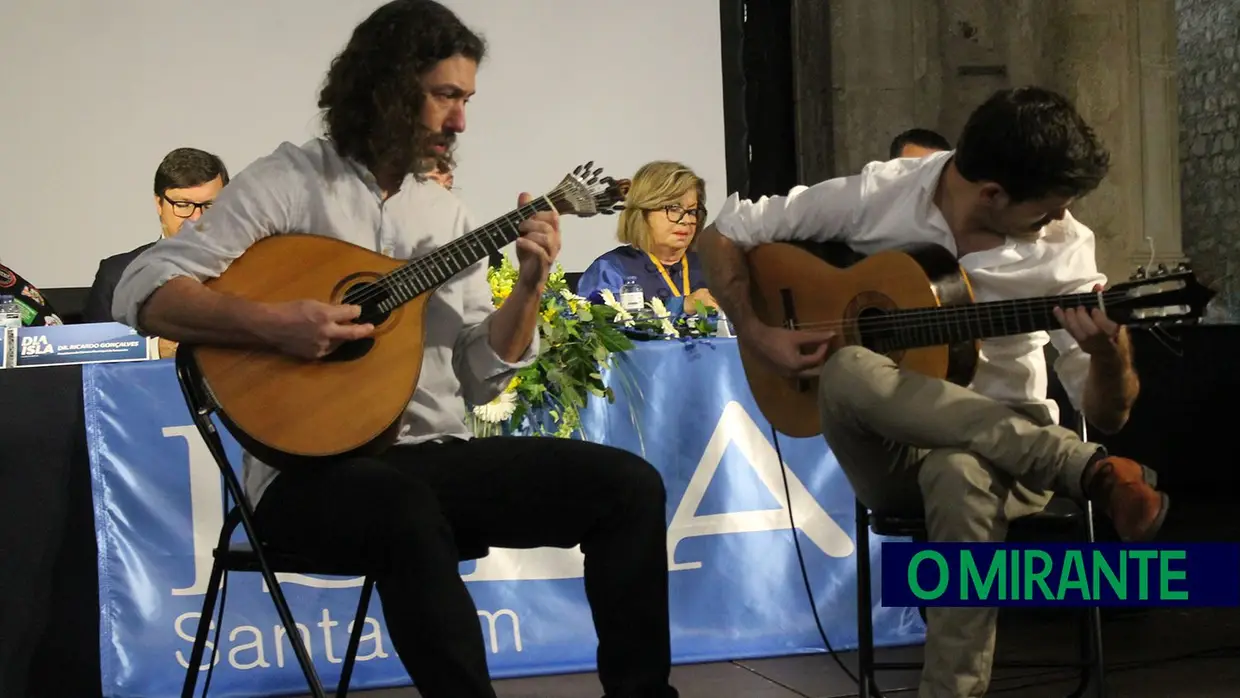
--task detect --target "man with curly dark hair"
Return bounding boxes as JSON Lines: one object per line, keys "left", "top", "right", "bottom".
{"left": 111, "top": 2, "right": 679, "bottom": 697}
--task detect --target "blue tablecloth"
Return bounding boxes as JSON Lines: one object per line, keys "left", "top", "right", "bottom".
{"left": 82, "top": 338, "right": 924, "bottom": 698}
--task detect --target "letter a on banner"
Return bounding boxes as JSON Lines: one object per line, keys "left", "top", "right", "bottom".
{"left": 667, "top": 401, "right": 853, "bottom": 570}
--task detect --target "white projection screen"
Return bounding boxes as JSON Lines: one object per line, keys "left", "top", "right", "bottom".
{"left": 0, "top": 0, "right": 728, "bottom": 288}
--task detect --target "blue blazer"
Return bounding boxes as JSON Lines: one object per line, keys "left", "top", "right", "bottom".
{"left": 577, "top": 246, "right": 708, "bottom": 315}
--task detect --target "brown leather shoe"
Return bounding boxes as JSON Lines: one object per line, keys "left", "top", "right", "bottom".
{"left": 1082, "top": 456, "right": 1169, "bottom": 541}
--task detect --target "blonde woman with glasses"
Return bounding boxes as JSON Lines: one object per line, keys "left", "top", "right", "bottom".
{"left": 578, "top": 160, "right": 717, "bottom": 315}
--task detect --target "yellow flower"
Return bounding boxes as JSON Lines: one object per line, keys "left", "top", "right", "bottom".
{"left": 507, "top": 375, "right": 522, "bottom": 392}
{"left": 542, "top": 307, "right": 558, "bottom": 322}
{"left": 489, "top": 276, "right": 514, "bottom": 303}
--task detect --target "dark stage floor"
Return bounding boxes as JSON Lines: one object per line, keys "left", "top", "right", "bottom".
{"left": 289, "top": 491, "right": 1239, "bottom": 698}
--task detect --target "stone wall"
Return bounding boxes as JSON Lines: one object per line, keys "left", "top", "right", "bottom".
{"left": 1178, "top": 0, "right": 1240, "bottom": 311}
{"left": 794, "top": 0, "right": 1183, "bottom": 286}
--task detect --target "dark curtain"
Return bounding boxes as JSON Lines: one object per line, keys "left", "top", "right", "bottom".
{"left": 720, "top": 0, "right": 798, "bottom": 199}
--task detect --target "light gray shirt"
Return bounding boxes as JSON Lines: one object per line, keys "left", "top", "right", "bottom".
{"left": 113, "top": 138, "right": 538, "bottom": 504}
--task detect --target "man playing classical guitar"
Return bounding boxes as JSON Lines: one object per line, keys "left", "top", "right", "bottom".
{"left": 110, "top": 2, "right": 678, "bottom": 697}
{"left": 698, "top": 87, "right": 1168, "bottom": 697}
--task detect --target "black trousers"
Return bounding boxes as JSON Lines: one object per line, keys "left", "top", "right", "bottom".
{"left": 252, "top": 436, "right": 677, "bottom": 698}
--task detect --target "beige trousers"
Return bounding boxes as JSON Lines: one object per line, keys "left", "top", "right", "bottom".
{"left": 816, "top": 346, "right": 1099, "bottom": 698}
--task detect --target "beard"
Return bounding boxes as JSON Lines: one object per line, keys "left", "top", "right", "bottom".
{"left": 414, "top": 129, "right": 456, "bottom": 174}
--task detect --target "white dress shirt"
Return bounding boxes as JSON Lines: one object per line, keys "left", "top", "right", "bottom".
{"left": 113, "top": 138, "right": 538, "bottom": 504}
{"left": 713, "top": 151, "right": 1105, "bottom": 424}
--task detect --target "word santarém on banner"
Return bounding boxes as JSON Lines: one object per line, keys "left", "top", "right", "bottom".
{"left": 174, "top": 606, "right": 522, "bottom": 672}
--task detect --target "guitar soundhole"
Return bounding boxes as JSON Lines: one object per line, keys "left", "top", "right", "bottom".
{"left": 845, "top": 291, "right": 903, "bottom": 360}
{"left": 322, "top": 338, "right": 375, "bottom": 363}
{"left": 856, "top": 307, "right": 895, "bottom": 354}
{"left": 342, "top": 281, "right": 394, "bottom": 327}
{"left": 319, "top": 280, "right": 392, "bottom": 363}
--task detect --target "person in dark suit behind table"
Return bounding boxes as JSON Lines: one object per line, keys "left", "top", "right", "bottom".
{"left": 83, "top": 148, "right": 229, "bottom": 325}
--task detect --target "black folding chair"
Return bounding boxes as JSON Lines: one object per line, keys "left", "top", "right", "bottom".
{"left": 853, "top": 411, "right": 1107, "bottom": 698}
{"left": 174, "top": 346, "right": 487, "bottom": 697}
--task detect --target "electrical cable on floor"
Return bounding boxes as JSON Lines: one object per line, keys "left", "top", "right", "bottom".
{"left": 772, "top": 425, "right": 918, "bottom": 696}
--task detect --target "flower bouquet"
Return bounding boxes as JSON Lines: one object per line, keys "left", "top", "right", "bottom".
{"left": 468, "top": 257, "right": 718, "bottom": 440}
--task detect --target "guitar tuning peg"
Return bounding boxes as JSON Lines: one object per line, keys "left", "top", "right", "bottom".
{"left": 1156, "top": 263, "right": 1169, "bottom": 276}
{"left": 1133, "top": 266, "right": 1147, "bottom": 279}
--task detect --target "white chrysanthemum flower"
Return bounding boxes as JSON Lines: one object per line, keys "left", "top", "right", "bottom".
{"left": 472, "top": 390, "right": 517, "bottom": 423}
{"left": 644, "top": 297, "right": 676, "bottom": 336}
{"left": 599, "top": 289, "right": 634, "bottom": 325}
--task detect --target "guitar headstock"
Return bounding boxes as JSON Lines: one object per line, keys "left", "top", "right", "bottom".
{"left": 1110, "top": 262, "right": 1215, "bottom": 328}
{"left": 547, "top": 161, "right": 631, "bottom": 218}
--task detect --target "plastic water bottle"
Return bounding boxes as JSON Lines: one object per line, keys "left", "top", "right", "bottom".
{"left": 715, "top": 307, "right": 734, "bottom": 337}
{"left": 0, "top": 295, "right": 20, "bottom": 369}
{"left": 0, "top": 295, "right": 21, "bottom": 331}
{"left": 619, "top": 276, "right": 644, "bottom": 313}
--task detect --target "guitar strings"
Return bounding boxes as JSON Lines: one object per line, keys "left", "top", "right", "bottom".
{"left": 342, "top": 180, "right": 578, "bottom": 309}
{"left": 784, "top": 287, "right": 1141, "bottom": 333}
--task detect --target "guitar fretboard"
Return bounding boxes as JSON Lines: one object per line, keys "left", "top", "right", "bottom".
{"left": 863, "top": 291, "right": 1101, "bottom": 352}
{"left": 354, "top": 198, "right": 553, "bottom": 312}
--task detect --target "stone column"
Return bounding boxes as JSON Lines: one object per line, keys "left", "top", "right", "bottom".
{"left": 1131, "top": 0, "right": 1185, "bottom": 273}
{"left": 794, "top": 0, "right": 943, "bottom": 181}
{"left": 793, "top": 0, "right": 1184, "bottom": 285}
{"left": 1039, "top": 0, "right": 1183, "bottom": 282}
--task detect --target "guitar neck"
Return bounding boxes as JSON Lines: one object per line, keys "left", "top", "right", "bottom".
{"left": 869, "top": 291, "right": 1103, "bottom": 351}
{"left": 373, "top": 198, "right": 553, "bottom": 309}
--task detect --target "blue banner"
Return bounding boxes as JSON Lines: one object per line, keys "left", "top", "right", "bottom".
{"left": 882, "top": 542, "right": 1240, "bottom": 608}
{"left": 84, "top": 338, "right": 924, "bottom": 697}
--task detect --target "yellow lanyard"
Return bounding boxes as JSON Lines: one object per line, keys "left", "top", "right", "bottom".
{"left": 646, "top": 252, "right": 690, "bottom": 297}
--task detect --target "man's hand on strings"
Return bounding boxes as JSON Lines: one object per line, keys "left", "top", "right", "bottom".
{"left": 744, "top": 325, "right": 837, "bottom": 377}
{"left": 514, "top": 192, "right": 561, "bottom": 292}
{"left": 1053, "top": 283, "right": 1124, "bottom": 357}
{"left": 262, "top": 300, "right": 374, "bottom": 360}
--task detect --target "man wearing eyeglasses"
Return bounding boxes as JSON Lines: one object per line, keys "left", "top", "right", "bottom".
{"left": 84, "top": 148, "right": 229, "bottom": 332}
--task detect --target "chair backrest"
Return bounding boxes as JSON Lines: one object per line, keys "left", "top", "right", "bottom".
{"left": 1042, "top": 342, "right": 1087, "bottom": 440}
{"left": 174, "top": 344, "right": 255, "bottom": 519}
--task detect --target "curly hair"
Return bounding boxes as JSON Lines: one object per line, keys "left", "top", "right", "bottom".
{"left": 318, "top": 0, "right": 486, "bottom": 179}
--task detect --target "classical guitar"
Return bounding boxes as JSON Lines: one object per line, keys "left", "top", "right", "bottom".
{"left": 739, "top": 241, "right": 1214, "bottom": 438}
{"left": 191, "top": 162, "right": 629, "bottom": 466}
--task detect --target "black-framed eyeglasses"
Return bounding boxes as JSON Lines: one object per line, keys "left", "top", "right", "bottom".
{"left": 162, "top": 196, "right": 214, "bottom": 219}
{"left": 657, "top": 204, "right": 707, "bottom": 224}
